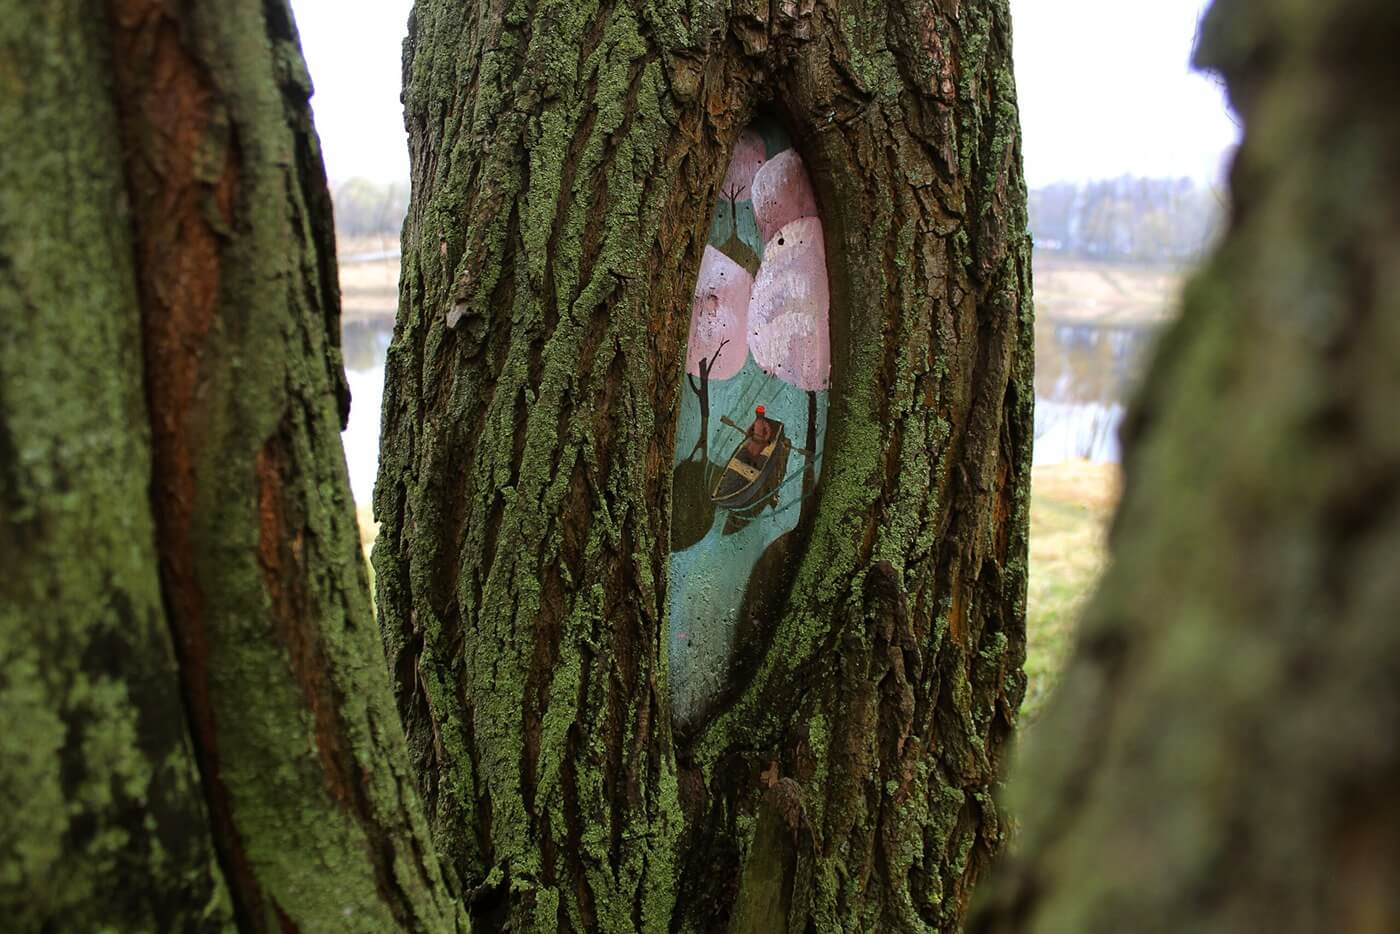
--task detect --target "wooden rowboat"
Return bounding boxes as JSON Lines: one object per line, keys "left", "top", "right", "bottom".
{"left": 711, "top": 418, "right": 787, "bottom": 510}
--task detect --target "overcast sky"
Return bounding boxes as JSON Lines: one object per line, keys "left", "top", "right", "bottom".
{"left": 290, "top": 0, "right": 1239, "bottom": 188}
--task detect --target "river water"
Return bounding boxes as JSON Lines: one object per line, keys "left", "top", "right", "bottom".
{"left": 1032, "top": 321, "right": 1156, "bottom": 465}
{"left": 338, "top": 318, "right": 1157, "bottom": 506}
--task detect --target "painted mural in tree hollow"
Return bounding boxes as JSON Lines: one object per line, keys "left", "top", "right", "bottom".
{"left": 670, "top": 118, "right": 830, "bottom": 725}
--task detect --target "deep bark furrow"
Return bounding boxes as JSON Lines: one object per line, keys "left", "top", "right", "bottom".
{"left": 106, "top": 5, "right": 267, "bottom": 923}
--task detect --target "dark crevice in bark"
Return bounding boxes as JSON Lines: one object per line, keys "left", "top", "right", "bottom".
{"left": 105, "top": 4, "right": 265, "bottom": 925}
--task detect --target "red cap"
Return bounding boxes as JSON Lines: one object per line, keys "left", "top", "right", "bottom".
{"left": 755, "top": 405, "right": 765, "bottom": 416}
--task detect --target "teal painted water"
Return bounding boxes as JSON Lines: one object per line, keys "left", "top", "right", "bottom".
{"left": 668, "top": 354, "right": 827, "bottom": 722}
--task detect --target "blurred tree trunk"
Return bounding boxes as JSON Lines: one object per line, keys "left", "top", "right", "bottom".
{"left": 1, "top": 1, "right": 460, "bottom": 930}
{"left": 378, "top": 1, "right": 1033, "bottom": 931}
{"left": 971, "top": 1, "right": 1400, "bottom": 931}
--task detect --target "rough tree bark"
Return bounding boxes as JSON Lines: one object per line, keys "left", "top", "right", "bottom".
{"left": 2, "top": 2, "right": 460, "bottom": 930}
{"left": 971, "top": 1, "right": 1400, "bottom": 931}
{"left": 0, "top": 8, "right": 230, "bottom": 928}
{"left": 377, "top": 1, "right": 1033, "bottom": 931}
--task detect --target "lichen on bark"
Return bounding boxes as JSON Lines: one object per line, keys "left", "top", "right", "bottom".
{"left": 103, "top": 2, "right": 464, "bottom": 928}
{"left": 4, "top": 1, "right": 465, "bottom": 930}
{"left": 0, "top": 3, "right": 230, "bottom": 928}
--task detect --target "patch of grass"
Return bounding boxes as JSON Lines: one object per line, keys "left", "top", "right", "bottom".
{"left": 1033, "top": 251, "right": 1186, "bottom": 326}
{"left": 1022, "top": 460, "right": 1119, "bottom": 721}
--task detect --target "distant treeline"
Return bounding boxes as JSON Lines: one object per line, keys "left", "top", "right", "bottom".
{"left": 332, "top": 178, "right": 410, "bottom": 241}
{"left": 331, "top": 174, "right": 1224, "bottom": 263}
{"left": 1029, "top": 176, "right": 1223, "bottom": 263}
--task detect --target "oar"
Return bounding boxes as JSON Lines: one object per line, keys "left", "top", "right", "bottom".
{"left": 723, "top": 417, "right": 815, "bottom": 455}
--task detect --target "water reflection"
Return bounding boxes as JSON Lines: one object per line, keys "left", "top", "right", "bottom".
{"left": 336, "top": 317, "right": 1157, "bottom": 506}
{"left": 1033, "top": 321, "right": 1156, "bottom": 465}
{"left": 341, "top": 320, "right": 392, "bottom": 505}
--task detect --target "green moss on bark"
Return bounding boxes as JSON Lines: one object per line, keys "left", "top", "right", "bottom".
{"left": 0, "top": 1, "right": 465, "bottom": 931}
{"left": 0, "top": 3, "right": 231, "bottom": 928}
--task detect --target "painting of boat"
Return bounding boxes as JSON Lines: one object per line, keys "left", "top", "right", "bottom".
{"left": 712, "top": 416, "right": 788, "bottom": 510}
{"left": 669, "top": 114, "right": 831, "bottom": 725}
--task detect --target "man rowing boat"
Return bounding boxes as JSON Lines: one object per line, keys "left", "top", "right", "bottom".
{"left": 738, "top": 406, "right": 776, "bottom": 466}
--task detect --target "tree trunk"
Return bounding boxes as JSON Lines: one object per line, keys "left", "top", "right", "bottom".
{"left": 971, "top": 1, "right": 1400, "bottom": 931}
{"left": 379, "top": 1, "right": 1033, "bottom": 931}
{"left": 2, "top": 2, "right": 460, "bottom": 930}
{"left": 0, "top": 8, "right": 231, "bottom": 928}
